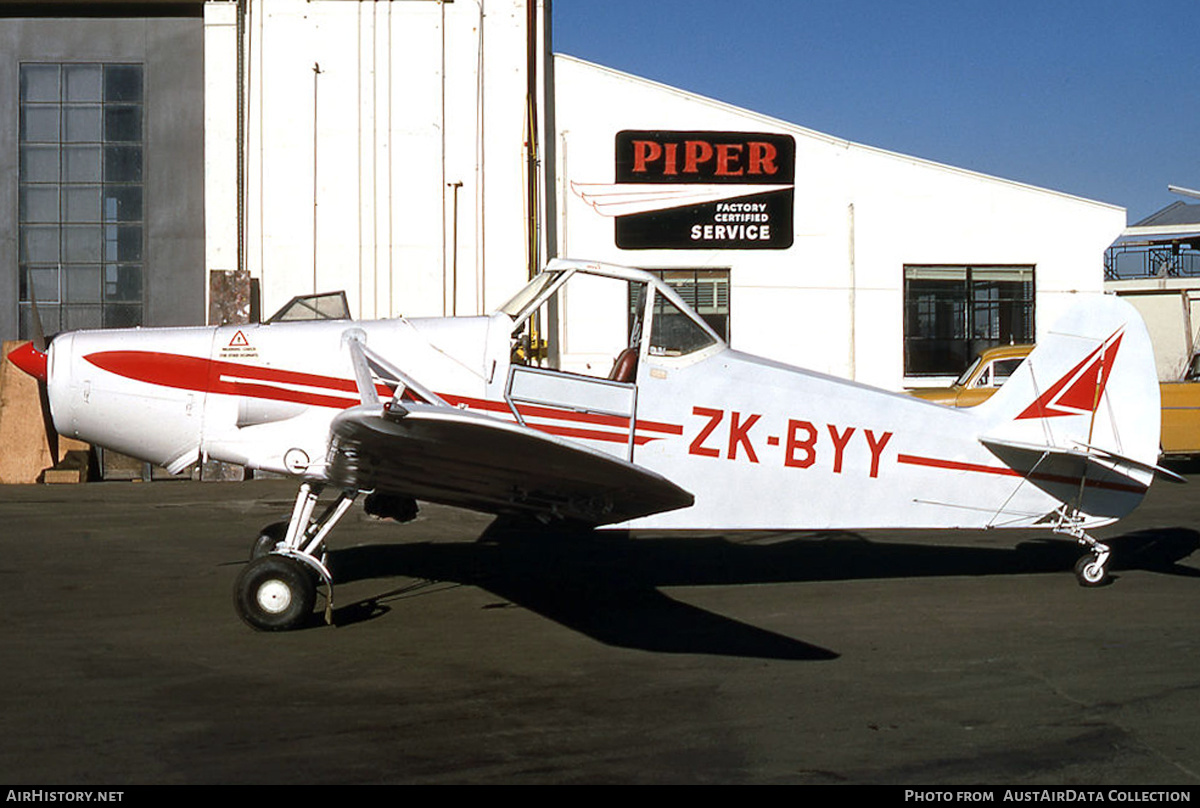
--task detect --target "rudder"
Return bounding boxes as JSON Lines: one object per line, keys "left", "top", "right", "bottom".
{"left": 976, "top": 293, "right": 1162, "bottom": 511}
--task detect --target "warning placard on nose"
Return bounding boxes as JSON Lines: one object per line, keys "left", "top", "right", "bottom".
{"left": 220, "top": 330, "right": 258, "bottom": 359}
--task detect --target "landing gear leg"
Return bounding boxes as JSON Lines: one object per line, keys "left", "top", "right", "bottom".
{"left": 234, "top": 481, "right": 359, "bottom": 630}
{"left": 1054, "top": 512, "right": 1111, "bottom": 587}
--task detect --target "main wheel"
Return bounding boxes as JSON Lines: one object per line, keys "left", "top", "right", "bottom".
{"left": 234, "top": 555, "right": 317, "bottom": 631}
{"left": 1074, "top": 555, "right": 1109, "bottom": 587}
{"left": 250, "top": 521, "right": 288, "bottom": 560}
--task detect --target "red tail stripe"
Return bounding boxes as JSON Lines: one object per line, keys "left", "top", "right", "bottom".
{"left": 896, "top": 452, "right": 1147, "bottom": 494}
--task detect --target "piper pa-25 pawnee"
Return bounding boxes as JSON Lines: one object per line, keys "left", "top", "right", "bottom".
{"left": 6, "top": 258, "right": 1181, "bottom": 630}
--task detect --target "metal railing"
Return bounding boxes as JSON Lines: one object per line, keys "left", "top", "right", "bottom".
{"left": 1105, "top": 244, "right": 1200, "bottom": 280}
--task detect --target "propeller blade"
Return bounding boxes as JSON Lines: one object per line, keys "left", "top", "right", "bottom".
{"left": 23, "top": 269, "right": 58, "bottom": 464}
{"left": 35, "top": 369, "right": 59, "bottom": 466}
{"left": 28, "top": 283, "right": 47, "bottom": 353}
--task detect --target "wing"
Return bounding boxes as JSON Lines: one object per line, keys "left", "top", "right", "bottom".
{"left": 327, "top": 403, "right": 694, "bottom": 526}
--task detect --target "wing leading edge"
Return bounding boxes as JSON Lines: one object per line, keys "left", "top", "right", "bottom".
{"left": 327, "top": 403, "right": 694, "bottom": 526}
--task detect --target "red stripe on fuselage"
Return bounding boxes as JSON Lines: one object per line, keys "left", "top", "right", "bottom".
{"left": 86, "top": 350, "right": 384, "bottom": 409}
{"left": 896, "top": 452, "right": 1147, "bottom": 494}
{"left": 83, "top": 350, "right": 680, "bottom": 444}
{"left": 439, "top": 392, "right": 683, "bottom": 436}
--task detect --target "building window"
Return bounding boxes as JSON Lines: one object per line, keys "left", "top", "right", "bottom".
{"left": 904, "top": 265, "right": 1034, "bottom": 377}
{"left": 633, "top": 268, "right": 730, "bottom": 342}
{"left": 18, "top": 63, "right": 144, "bottom": 338}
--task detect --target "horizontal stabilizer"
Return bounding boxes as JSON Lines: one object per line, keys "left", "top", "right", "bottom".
{"left": 1068, "top": 439, "right": 1185, "bottom": 483}
{"left": 980, "top": 436, "right": 1182, "bottom": 484}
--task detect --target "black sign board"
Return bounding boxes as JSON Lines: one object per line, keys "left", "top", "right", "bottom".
{"left": 614, "top": 130, "right": 795, "bottom": 250}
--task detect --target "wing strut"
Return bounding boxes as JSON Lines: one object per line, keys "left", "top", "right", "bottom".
{"left": 342, "top": 331, "right": 452, "bottom": 413}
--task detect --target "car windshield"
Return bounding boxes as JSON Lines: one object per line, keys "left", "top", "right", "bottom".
{"left": 955, "top": 355, "right": 983, "bottom": 387}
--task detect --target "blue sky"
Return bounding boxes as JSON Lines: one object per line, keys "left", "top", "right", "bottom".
{"left": 552, "top": 1, "right": 1197, "bottom": 224}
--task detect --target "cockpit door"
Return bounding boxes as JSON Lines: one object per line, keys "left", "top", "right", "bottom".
{"left": 505, "top": 365, "right": 639, "bottom": 461}
{"left": 502, "top": 275, "right": 650, "bottom": 461}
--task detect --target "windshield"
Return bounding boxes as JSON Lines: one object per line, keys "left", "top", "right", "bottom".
{"left": 955, "top": 355, "right": 983, "bottom": 387}
{"left": 498, "top": 271, "right": 564, "bottom": 321}
{"left": 649, "top": 291, "right": 717, "bottom": 357}
{"left": 266, "top": 291, "right": 351, "bottom": 323}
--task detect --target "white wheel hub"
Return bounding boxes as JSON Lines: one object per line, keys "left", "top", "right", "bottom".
{"left": 256, "top": 578, "right": 293, "bottom": 614}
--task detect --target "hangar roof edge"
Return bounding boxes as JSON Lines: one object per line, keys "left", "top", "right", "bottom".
{"left": 553, "top": 53, "right": 1124, "bottom": 216}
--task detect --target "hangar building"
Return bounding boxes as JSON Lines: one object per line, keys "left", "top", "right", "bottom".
{"left": 1, "top": 0, "right": 1125, "bottom": 392}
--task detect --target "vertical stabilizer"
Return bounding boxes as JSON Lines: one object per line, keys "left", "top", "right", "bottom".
{"left": 976, "top": 294, "right": 1163, "bottom": 517}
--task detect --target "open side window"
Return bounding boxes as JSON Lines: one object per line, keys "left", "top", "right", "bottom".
{"left": 500, "top": 263, "right": 724, "bottom": 379}
{"left": 504, "top": 269, "right": 649, "bottom": 380}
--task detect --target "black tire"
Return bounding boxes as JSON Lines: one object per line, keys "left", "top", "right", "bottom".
{"left": 234, "top": 555, "right": 317, "bottom": 631}
{"left": 250, "top": 521, "right": 289, "bottom": 560}
{"left": 1074, "top": 555, "right": 1109, "bottom": 587}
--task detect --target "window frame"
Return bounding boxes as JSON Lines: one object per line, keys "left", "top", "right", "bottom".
{"left": 18, "top": 62, "right": 145, "bottom": 337}
{"left": 903, "top": 264, "right": 1035, "bottom": 379}
{"left": 631, "top": 267, "right": 731, "bottom": 343}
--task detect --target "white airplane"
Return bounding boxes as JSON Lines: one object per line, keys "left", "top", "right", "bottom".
{"left": 5, "top": 258, "right": 1180, "bottom": 631}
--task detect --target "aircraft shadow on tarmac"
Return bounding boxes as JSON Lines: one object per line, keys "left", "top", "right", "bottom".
{"left": 321, "top": 525, "right": 1200, "bottom": 661}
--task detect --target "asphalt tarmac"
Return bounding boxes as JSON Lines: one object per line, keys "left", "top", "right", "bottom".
{"left": 1, "top": 472, "right": 1199, "bottom": 785}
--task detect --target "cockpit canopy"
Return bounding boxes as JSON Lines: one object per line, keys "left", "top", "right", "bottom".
{"left": 499, "top": 260, "right": 723, "bottom": 377}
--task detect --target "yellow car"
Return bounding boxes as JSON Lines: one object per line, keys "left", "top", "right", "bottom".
{"left": 907, "top": 345, "right": 1034, "bottom": 408}
{"left": 1160, "top": 354, "right": 1200, "bottom": 456}
{"left": 909, "top": 344, "right": 1200, "bottom": 456}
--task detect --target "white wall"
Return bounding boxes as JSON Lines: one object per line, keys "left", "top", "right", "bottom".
{"left": 205, "top": 8, "right": 1125, "bottom": 392}
{"left": 552, "top": 56, "right": 1125, "bottom": 390}
{"left": 1106, "top": 279, "right": 1200, "bottom": 380}
{"left": 204, "top": 2, "right": 238, "bottom": 283}
{"left": 205, "top": 0, "right": 544, "bottom": 321}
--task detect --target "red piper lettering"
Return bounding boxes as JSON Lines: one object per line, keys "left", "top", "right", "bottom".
{"left": 632, "top": 140, "right": 662, "bottom": 173}
{"left": 784, "top": 419, "right": 817, "bottom": 468}
{"left": 684, "top": 140, "right": 715, "bottom": 173}
{"left": 715, "top": 143, "right": 744, "bottom": 176}
{"left": 662, "top": 142, "right": 678, "bottom": 175}
{"left": 747, "top": 142, "right": 778, "bottom": 175}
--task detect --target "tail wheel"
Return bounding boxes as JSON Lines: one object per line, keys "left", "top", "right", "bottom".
{"left": 1073, "top": 555, "right": 1109, "bottom": 587}
{"left": 234, "top": 555, "right": 317, "bottom": 631}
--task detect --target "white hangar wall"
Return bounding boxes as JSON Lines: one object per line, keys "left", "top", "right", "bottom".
{"left": 201, "top": 2, "right": 1124, "bottom": 392}
{"left": 205, "top": 0, "right": 546, "bottom": 322}
{"left": 552, "top": 55, "right": 1125, "bottom": 389}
